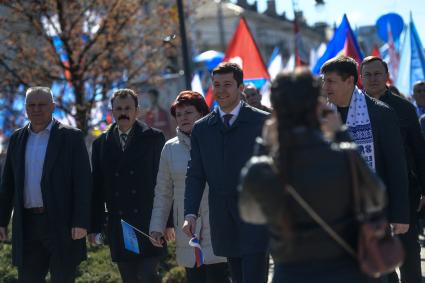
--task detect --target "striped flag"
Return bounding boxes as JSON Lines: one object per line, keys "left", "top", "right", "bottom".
{"left": 189, "top": 235, "right": 204, "bottom": 268}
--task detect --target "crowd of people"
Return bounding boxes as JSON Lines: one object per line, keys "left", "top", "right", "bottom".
{"left": 0, "top": 57, "right": 425, "bottom": 283}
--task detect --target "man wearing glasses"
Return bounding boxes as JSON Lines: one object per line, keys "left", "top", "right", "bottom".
{"left": 320, "top": 55, "right": 409, "bottom": 236}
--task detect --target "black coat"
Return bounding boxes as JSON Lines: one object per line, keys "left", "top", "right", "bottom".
{"left": 239, "top": 129, "right": 386, "bottom": 264}
{"left": 91, "top": 121, "right": 166, "bottom": 262}
{"left": 342, "top": 95, "right": 410, "bottom": 224}
{"left": 419, "top": 114, "right": 425, "bottom": 137}
{"left": 184, "top": 102, "right": 270, "bottom": 257}
{"left": 379, "top": 90, "right": 425, "bottom": 220}
{"left": 0, "top": 120, "right": 92, "bottom": 268}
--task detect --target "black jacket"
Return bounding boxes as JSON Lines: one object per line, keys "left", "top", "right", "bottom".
{"left": 239, "top": 129, "right": 386, "bottom": 264}
{"left": 338, "top": 95, "right": 409, "bottom": 224}
{"left": 0, "top": 120, "right": 92, "bottom": 267}
{"left": 378, "top": 90, "right": 425, "bottom": 217}
{"left": 91, "top": 121, "right": 166, "bottom": 262}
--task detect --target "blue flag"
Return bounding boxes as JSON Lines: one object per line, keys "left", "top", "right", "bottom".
{"left": 121, "top": 219, "right": 140, "bottom": 254}
{"left": 312, "top": 15, "right": 364, "bottom": 75}
{"left": 396, "top": 14, "right": 425, "bottom": 96}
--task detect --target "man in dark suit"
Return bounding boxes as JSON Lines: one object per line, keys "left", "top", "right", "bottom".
{"left": 0, "top": 87, "right": 92, "bottom": 283}
{"left": 89, "top": 89, "right": 167, "bottom": 283}
{"left": 183, "top": 63, "right": 270, "bottom": 283}
{"left": 321, "top": 56, "right": 410, "bottom": 233}
{"left": 361, "top": 56, "right": 425, "bottom": 283}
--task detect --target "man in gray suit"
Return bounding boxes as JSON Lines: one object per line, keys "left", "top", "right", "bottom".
{"left": 183, "top": 63, "right": 269, "bottom": 283}
{"left": 0, "top": 87, "right": 92, "bottom": 283}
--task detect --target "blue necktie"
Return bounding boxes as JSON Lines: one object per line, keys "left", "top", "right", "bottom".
{"left": 223, "top": 114, "right": 233, "bottom": 128}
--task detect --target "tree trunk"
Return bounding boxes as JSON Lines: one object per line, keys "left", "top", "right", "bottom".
{"left": 73, "top": 83, "right": 89, "bottom": 134}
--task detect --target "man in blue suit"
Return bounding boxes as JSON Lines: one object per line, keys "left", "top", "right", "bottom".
{"left": 183, "top": 62, "right": 270, "bottom": 283}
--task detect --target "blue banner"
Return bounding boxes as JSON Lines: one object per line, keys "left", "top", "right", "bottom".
{"left": 121, "top": 219, "right": 140, "bottom": 254}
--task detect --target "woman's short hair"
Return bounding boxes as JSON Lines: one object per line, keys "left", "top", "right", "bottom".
{"left": 170, "top": 90, "right": 210, "bottom": 118}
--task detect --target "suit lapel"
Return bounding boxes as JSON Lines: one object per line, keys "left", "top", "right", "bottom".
{"left": 41, "top": 120, "right": 62, "bottom": 182}
{"left": 208, "top": 108, "right": 227, "bottom": 132}
{"left": 15, "top": 125, "right": 30, "bottom": 197}
{"left": 104, "top": 121, "right": 149, "bottom": 171}
{"left": 209, "top": 102, "right": 251, "bottom": 133}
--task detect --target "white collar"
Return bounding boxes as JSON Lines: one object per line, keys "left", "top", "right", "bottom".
{"left": 218, "top": 101, "right": 242, "bottom": 118}
{"left": 118, "top": 126, "right": 132, "bottom": 136}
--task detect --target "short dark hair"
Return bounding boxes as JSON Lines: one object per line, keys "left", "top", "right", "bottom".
{"left": 414, "top": 81, "right": 425, "bottom": 89}
{"left": 320, "top": 56, "right": 358, "bottom": 85}
{"left": 111, "top": 88, "right": 138, "bottom": 108}
{"left": 212, "top": 62, "right": 244, "bottom": 87}
{"left": 360, "top": 56, "right": 389, "bottom": 74}
{"left": 170, "top": 90, "right": 210, "bottom": 118}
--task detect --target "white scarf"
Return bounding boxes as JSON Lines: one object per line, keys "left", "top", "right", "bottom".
{"left": 345, "top": 86, "right": 376, "bottom": 170}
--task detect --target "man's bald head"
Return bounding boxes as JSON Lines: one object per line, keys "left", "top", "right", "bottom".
{"left": 413, "top": 81, "right": 425, "bottom": 107}
{"left": 243, "top": 83, "right": 262, "bottom": 108}
{"left": 25, "top": 87, "right": 55, "bottom": 132}
{"left": 25, "top": 87, "right": 54, "bottom": 103}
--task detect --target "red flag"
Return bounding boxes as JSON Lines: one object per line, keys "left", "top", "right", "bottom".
{"left": 371, "top": 46, "right": 381, "bottom": 57}
{"left": 343, "top": 29, "right": 363, "bottom": 87}
{"left": 205, "top": 18, "right": 269, "bottom": 107}
{"left": 294, "top": 17, "right": 308, "bottom": 67}
{"left": 222, "top": 18, "right": 269, "bottom": 81}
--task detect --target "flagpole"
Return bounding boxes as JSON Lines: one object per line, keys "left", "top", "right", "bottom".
{"left": 121, "top": 219, "right": 156, "bottom": 242}
{"left": 216, "top": 0, "right": 226, "bottom": 52}
{"left": 177, "top": 0, "right": 192, "bottom": 90}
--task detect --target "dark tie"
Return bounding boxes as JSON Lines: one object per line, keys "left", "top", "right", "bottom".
{"left": 223, "top": 114, "right": 233, "bottom": 128}
{"left": 120, "top": 133, "right": 128, "bottom": 150}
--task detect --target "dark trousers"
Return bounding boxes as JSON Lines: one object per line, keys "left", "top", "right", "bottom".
{"left": 388, "top": 222, "right": 422, "bottom": 283}
{"left": 228, "top": 253, "right": 268, "bottom": 283}
{"left": 185, "top": 262, "right": 231, "bottom": 283}
{"left": 18, "top": 212, "right": 76, "bottom": 283}
{"left": 272, "top": 258, "right": 368, "bottom": 283}
{"left": 117, "top": 256, "right": 161, "bottom": 283}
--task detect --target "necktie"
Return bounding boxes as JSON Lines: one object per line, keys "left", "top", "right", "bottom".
{"left": 223, "top": 114, "right": 233, "bottom": 128}
{"left": 120, "top": 133, "right": 128, "bottom": 151}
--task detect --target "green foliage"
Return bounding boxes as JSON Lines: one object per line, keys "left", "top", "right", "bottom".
{"left": 75, "top": 246, "right": 121, "bottom": 283}
{"left": 0, "top": 243, "right": 18, "bottom": 283}
{"left": 159, "top": 241, "right": 187, "bottom": 283}
{"left": 162, "top": 266, "right": 187, "bottom": 283}
{"left": 0, "top": 241, "right": 186, "bottom": 283}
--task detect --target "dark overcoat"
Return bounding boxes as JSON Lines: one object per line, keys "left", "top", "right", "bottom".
{"left": 364, "top": 95, "right": 410, "bottom": 224}
{"left": 379, "top": 90, "right": 425, "bottom": 220}
{"left": 91, "top": 121, "right": 166, "bottom": 262}
{"left": 0, "top": 120, "right": 92, "bottom": 268}
{"left": 184, "top": 102, "right": 269, "bottom": 257}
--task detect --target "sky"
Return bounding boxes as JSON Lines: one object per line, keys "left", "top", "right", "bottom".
{"left": 240, "top": 0, "right": 425, "bottom": 44}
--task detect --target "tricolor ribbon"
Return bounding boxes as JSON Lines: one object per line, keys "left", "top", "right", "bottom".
{"left": 189, "top": 234, "right": 204, "bottom": 268}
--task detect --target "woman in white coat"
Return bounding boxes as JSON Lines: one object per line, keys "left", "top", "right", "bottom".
{"left": 149, "top": 91, "right": 229, "bottom": 283}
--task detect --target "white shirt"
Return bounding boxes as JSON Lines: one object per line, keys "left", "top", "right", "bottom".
{"left": 24, "top": 120, "right": 53, "bottom": 208}
{"left": 218, "top": 101, "right": 242, "bottom": 126}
